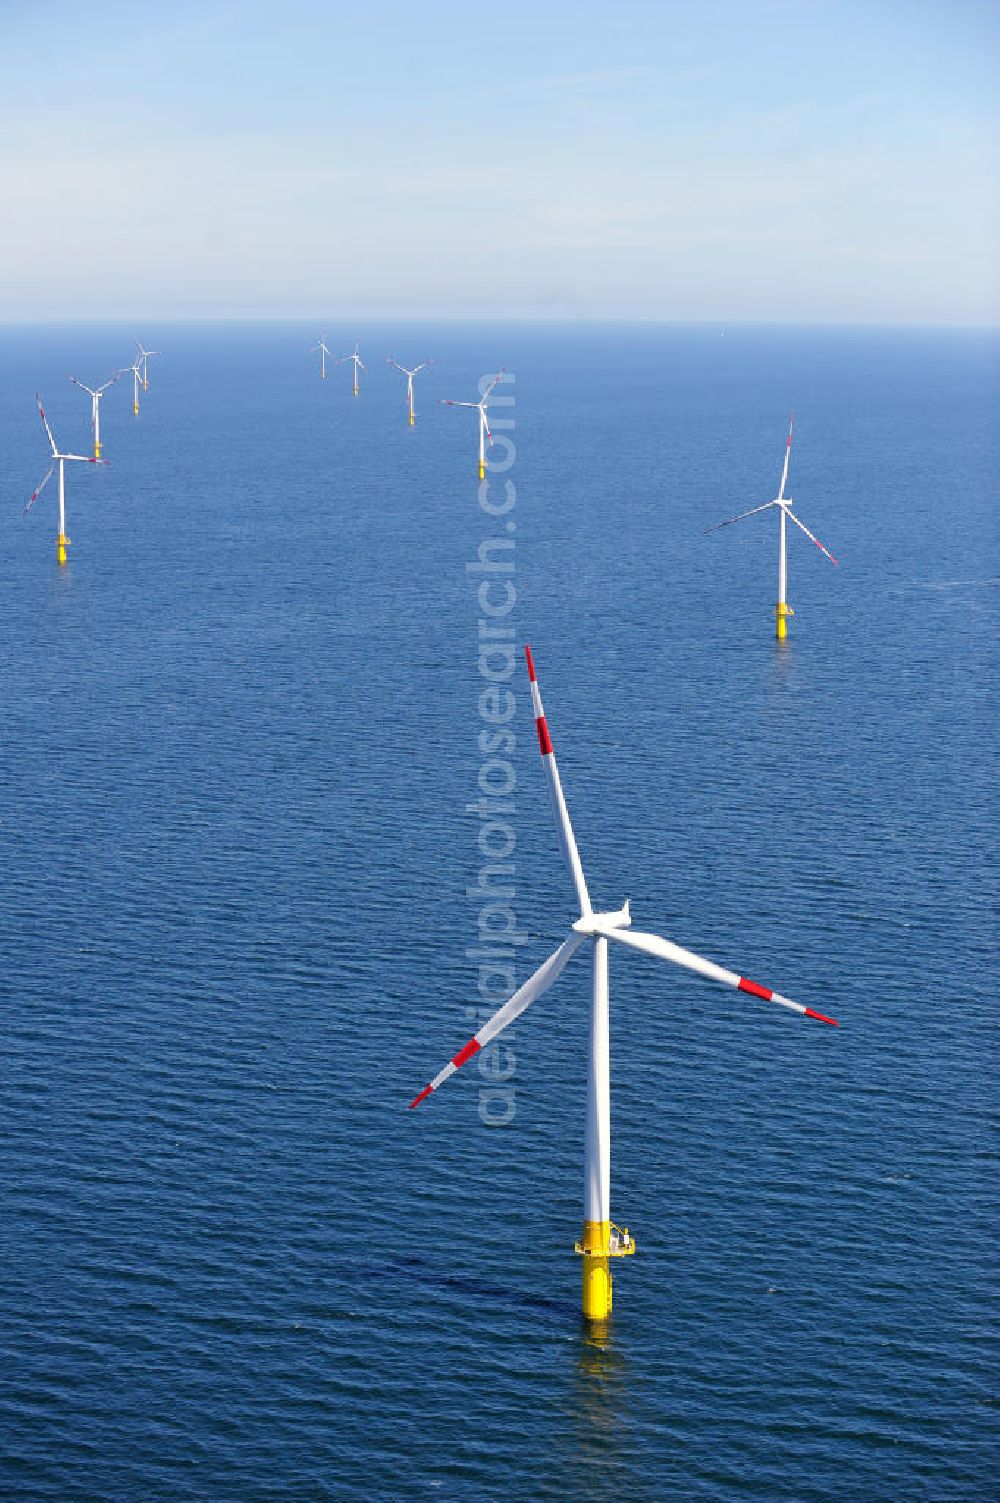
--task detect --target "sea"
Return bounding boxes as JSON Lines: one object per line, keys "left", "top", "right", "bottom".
{"left": 0, "top": 322, "right": 996, "bottom": 1501}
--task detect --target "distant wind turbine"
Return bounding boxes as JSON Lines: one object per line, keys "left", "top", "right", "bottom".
{"left": 68, "top": 371, "right": 123, "bottom": 459}
{"left": 387, "top": 358, "right": 433, "bottom": 425}
{"left": 441, "top": 370, "right": 505, "bottom": 479}
{"left": 135, "top": 342, "right": 160, "bottom": 392}
{"left": 25, "top": 394, "right": 108, "bottom": 565}
{"left": 336, "top": 341, "right": 366, "bottom": 397}
{"left": 127, "top": 360, "right": 142, "bottom": 416}
{"left": 705, "top": 416, "right": 839, "bottom": 639}
{"left": 310, "top": 339, "right": 332, "bottom": 379}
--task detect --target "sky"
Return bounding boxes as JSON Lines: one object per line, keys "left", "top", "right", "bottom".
{"left": 1, "top": 0, "right": 998, "bottom": 325}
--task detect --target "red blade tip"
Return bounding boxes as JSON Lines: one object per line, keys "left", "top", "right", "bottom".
{"left": 451, "top": 1037, "right": 481, "bottom": 1069}
{"left": 409, "top": 1085, "right": 433, "bottom": 1109}
{"left": 525, "top": 645, "right": 537, "bottom": 682}
{"left": 805, "top": 1007, "right": 839, "bottom": 1027}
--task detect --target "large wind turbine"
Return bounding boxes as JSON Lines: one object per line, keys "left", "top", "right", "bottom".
{"left": 310, "top": 339, "right": 332, "bottom": 379}
{"left": 68, "top": 371, "right": 122, "bottom": 459}
{"left": 336, "top": 341, "right": 366, "bottom": 397}
{"left": 706, "top": 416, "right": 839, "bottom": 639}
{"left": 135, "top": 342, "right": 160, "bottom": 392}
{"left": 24, "top": 394, "right": 108, "bottom": 564}
{"left": 410, "top": 647, "right": 838, "bottom": 1322}
{"left": 387, "top": 358, "right": 432, "bottom": 425}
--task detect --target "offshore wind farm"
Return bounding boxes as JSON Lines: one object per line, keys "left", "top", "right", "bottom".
{"left": 2, "top": 318, "right": 995, "bottom": 1503}
{"left": 1, "top": 2, "right": 997, "bottom": 1501}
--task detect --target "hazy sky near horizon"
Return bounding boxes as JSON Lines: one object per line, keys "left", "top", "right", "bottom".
{"left": 2, "top": 0, "right": 998, "bottom": 325}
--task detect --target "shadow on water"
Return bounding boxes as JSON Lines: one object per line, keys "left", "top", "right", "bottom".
{"left": 356, "top": 1253, "right": 576, "bottom": 1324}
{"left": 362, "top": 1256, "right": 657, "bottom": 1497}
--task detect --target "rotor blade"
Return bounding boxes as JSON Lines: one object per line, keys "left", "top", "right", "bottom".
{"left": 785, "top": 508, "right": 839, "bottom": 565}
{"left": 592, "top": 923, "right": 838, "bottom": 1025}
{"left": 387, "top": 359, "right": 407, "bottom": 374}
{"left": 480, "top": 368, "right": 506, "bottom": 403}
{"left": 95, "top": 372, "right": 122, "bottom": 394}
{"left": 35, "top": 394, "right": 58, "bottom": 456}
{"left": 68, "top": 376, "right": 96, "bottom": 396}
{"left": 777, "top": 413, "right": 794, "bottom": 501}
{"left": 525, "top": 646, "right": 592, "bottom": 916}
{"left": 410, "top": 932, "right": 585, "bottom": 1107}
{"left": 482, "top": 407, "right": 493, "bottom": 447}
{"left": 703, "top": 499, "right": 776, "bottom": 534}
{"left": 413, "top": 360, "right": 432, "bottom": 374}
{"left": 23, "top": 466, "right": 54, "bottom": 515}
{"left": 440, "top": 399, "right": 478, "bottom": 409}
{"left": 63, "top": 454, "right": 109, "bottom": 465}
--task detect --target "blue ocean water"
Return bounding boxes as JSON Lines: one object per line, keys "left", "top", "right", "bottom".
{"left": 0, "top": 322, "right": 996, "bottom": 1502}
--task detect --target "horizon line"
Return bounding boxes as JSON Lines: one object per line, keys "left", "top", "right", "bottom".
{"left": 1, "top": 315, "right": 997, "bottom": 333}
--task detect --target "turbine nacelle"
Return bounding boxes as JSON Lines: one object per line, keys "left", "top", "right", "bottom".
{"left": 573, "top": 902, "right": 631, "bottom": 935}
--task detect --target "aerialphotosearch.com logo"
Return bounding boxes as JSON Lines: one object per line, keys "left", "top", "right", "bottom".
{"left": 465, "top": 370, "right": 518, "bottom": 1126}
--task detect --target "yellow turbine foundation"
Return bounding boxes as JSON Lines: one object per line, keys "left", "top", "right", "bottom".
{"left": 775, "top": 601, "right": 794, "bottom": 641}
{"left": 579, "top": 1220, "right": 612, "bottom": 1320}
{"left": 409, "top": 413, "right": 415, "bottom": 426}
{"left": 575, "top": 1219, "right": 636, "bottom": 1320}
{"left": 133, "top": 403, "right": 139, "bottom": 415}
{"left": 94, "top": 441, "right": 101, "bottom": 459}
{"left": 478, "top": 461, "right": 486, "bottom": 480}
{"left": 56, "top": 533, "right": 69, "bottom": 566}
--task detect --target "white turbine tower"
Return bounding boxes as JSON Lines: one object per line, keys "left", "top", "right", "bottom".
{"left": 411, "top": 646, "right": 838, "bottom": 1322}
{"left": 135, "top": 342, "right": 160, "bottom": 392}
{"left": 387, "top": 358, "right": 432, "bottom": 425}
{"left": 441, "top": 370, "right": 505, "bottom": 479}
{"left": 311, "top": 339, "right": 332, "bottom": 380}
{"left": 68, "top": 371, "right": 122, "bottom": 459}
{"left": 336, "top": 341, "right": 366, "bottom": 397}
{"left": 24, "top": 394, "right": 109, "bottom": 565}
{"left": 706, "top": 416, "right": 839, "bottom": 639}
